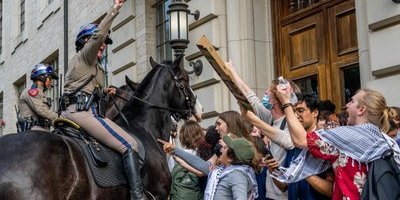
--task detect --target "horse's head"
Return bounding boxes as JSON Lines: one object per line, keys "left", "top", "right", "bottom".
{"left": 147, "top": 56, "right": 202, "bottom": 122}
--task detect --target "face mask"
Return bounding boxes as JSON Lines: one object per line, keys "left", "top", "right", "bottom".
{"left": 262, "top": 94, "right": 273, "bottom": 110}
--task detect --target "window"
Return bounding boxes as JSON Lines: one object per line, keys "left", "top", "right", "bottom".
{"left": 99, "top": 46, "right": 109, "bottom": 87}
{"left": 20, "top": 0, "right": 25, "bottom": 33}
{"left": 0, "top": 92, "right": 3, "bottom": 120}
{"left": 14, "top": 75, "right": 26, "bottom": 98}
{"left": 0, "top": 92, "right": 3, "bottom": 135}
{"left": 45, "top": 59, "right": 60, "bottom": 112}
{"left": 289, "top": 0, "right": 320, "bottom": 13}
{"left": 0, "top": 0, "right": 3, "bottom": 54}
{"left": 155, "top": 0, "right": 172, "bottom": 61}
{"left": 342, "top": 65, "right": 360, "bottom": 104}
{"left": 294, "top": 75, "right": 319, "bottom": 97}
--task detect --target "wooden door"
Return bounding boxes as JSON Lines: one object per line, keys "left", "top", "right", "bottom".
{"left": 272, "top": 0, "right": 360, "bottom": 110}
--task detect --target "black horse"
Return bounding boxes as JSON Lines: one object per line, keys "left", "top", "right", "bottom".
{"left": 0, "top": 56, "right": 202, "bottom": 200}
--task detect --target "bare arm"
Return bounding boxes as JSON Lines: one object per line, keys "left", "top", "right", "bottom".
{"left": 305, "top": 173, "right": 334, "bottom": 198}
{"left": 275, "top": 86, "right": 308, "bottom": 148}
{"left": 241, "top": 107, "right": 278, "bottom": 138}
{"left": 226, "top": 61, "right": 274, "bottom": 123}
{"left": 240, "top": 106, "right": 294, "bottom": 149}
{"left": 225, "top": 61, "right": 252, "bottom": 96}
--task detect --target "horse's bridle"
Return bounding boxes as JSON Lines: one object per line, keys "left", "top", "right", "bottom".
{"left": 113, "top": 65, "right": 196, "bottom": 122}
{"left": 165, "top": 66, "right": 197, "bottom": 121}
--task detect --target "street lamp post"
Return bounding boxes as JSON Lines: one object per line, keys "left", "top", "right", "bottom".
{"left": 167, "top": 0, "right": 203, "bottom": 75}
{"left": 167, "top": 0, "right": 190, "bottom": 57}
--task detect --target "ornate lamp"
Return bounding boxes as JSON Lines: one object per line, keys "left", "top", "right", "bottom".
{"left": 167, "top": 0, "right": 202, "bottom": 76}
{"left": 167, "top": 0, "right": 190, "bottom": 57}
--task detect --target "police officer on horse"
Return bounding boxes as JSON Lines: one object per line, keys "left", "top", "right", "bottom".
{"left": 60, "top": 0, "right": 146, "bottom": 199}
{"left": 17, "top": 63, "right": 59, "bottom": 132}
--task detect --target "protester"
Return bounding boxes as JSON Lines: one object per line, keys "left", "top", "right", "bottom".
{"left": 387, "top": 119, "right": 398, "bottom": 139}
{"left": 337, "top": 110, "right": 349, "bottom": 126}
{"left": 390, "top": 107, "right": 400, "bottom": 146}
{"left": 227, "top": 60, "right": 301, "bottom": 200}
{"left": 283, "top": 94, "right": 334, "bottom": 200}
{"left": 273, "top": 87, "right": 400, "bottom": 200}
{"left": 61, "top": 1, "right": 146, "bottom": 199}
{"left": 159, "top": 134, "right": 258, "bottom": 200}
{"left": 170, "top": 121, "right": 204, "bottom": 200}
{"left": 215, "top": 110, "right": 250, "bottom": 138}
{"left": 324, "top": 113, "right": 340, "bottom": 130}
{"left": 17, "top": 63, "right": 59, "bottom": 132}
{"left": 385, "top": 107, "right": 399, "bottom": 139}
{"left": 317, "top": 100, "right": 336, "bottom": 130}
{"left": 246, "top": 123, "right": 272, "bottom": 200}
{"left": 197, "top": 125, "right": 220, "bottom": 162}
{"left": 246, "top": 93, "right": 334, "bottom": 199}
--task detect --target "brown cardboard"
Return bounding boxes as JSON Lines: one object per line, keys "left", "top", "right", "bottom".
{"left": 196, "top": 35, "right": 254, "bottom": 112}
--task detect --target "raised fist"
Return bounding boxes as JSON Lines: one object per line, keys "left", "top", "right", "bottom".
{"left": 114, "top": 0, "right": 125, "bottom": 10}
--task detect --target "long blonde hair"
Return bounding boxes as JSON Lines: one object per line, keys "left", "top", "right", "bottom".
{"left": 357, "top": 88, "right": 393, "bottom": 133}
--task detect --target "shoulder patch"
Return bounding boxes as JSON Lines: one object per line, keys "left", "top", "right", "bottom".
{"left": 28, "top": 88, "right": 39, "bottom": 97}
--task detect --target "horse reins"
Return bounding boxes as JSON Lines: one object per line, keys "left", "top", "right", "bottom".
{"left": 113, "top": 92, "right": 192, "bottom": 115}
{"left": 111, "top": 66, "right": 196, "bottom": 122}
{"left": 110, "top": 94, "right": 131, "bottom": 127}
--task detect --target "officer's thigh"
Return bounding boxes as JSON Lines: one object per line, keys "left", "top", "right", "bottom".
{"left": 63, "top": 105, "right": 138, "bottom": 154}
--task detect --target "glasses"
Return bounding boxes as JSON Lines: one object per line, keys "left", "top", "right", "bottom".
{"left": 324, "top": 121, "right": 339, "bottom": 129}
{"left": 294, "top": 107, "right": 309, "bottom": 115}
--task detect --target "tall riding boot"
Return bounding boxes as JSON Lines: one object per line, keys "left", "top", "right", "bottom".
{"left": 123, "top": 148, "right": 146, "bottom": 200}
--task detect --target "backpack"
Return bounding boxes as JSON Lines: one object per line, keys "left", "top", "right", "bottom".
{"left": 361, "top": 149, "right": 400, "bottom": 200}
{"left": 170, "top": 164, "right": 203, "bottom": 200}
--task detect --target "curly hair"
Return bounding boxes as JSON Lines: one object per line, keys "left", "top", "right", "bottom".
{"left": 178, "top": 120, "right": 204, "bottom": 150}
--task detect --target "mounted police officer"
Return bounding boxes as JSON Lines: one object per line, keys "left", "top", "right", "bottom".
{"left": 17, "top": 64, "right": 59, "bottom": 132}
{"left": 61, "top": 0, "right": 146, "bottom": 199}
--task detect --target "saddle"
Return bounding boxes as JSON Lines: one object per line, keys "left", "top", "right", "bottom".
{"left": 52, "top": 118, "right": 146, "bottom": 188}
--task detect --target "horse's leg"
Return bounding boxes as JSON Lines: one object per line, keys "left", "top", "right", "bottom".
{"left": 142, "top": 150, "right": 171, "bottom": 200}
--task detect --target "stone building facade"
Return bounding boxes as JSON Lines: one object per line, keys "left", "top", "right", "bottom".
{"left": 0, "top": 0, "right": 399, "bottom": 135}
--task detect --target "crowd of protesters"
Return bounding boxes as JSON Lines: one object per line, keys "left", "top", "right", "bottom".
{"left": 158, "top": 60, "right": 400, "bottom": 200}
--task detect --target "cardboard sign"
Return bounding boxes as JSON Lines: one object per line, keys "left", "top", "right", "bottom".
{"left": 196, "top": 35, "right": 254, "bottom": 112}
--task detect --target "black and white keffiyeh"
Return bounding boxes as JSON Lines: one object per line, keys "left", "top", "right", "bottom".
{"left": 204, "top": 165, "right": 258, "bottom": 200}
{"left": 272, "top": 123, "right": 400, "bottom": 183}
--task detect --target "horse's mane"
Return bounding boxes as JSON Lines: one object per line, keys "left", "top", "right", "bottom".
{"left": 133, "top": 60, "right": 175, "bottom": 97}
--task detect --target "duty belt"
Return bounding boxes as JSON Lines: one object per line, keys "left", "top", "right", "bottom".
{"left": 17, "top": 118, "right": 52, "bottom": 132}
{"left": 63, "top": 91, "right": 97, "bottom": 112}
{"left": 33, "top": 119, "right": 52, "bottom": 128}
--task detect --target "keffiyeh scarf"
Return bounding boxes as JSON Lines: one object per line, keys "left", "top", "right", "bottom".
{"left": 271, "top": 123, "right": 400, "bottom": 183}
{"left": 204, "top": 165, "right": 258, "bottom": 200}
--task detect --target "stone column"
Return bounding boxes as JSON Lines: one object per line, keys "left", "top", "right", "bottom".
{"left": 135, "top": 0, "right": 157, "bottom": 81}
{"left": 226, "top": 0, "right": 273, "bottom": 101}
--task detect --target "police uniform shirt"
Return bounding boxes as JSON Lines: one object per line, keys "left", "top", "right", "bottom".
{"left": 63, "top": 7, "right": 119, "bottom": 95}
{"left": 18, "top": 84, "right": 58, "bottom": 122}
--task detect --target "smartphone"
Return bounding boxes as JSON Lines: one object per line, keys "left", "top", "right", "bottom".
{"left": 264, "top": 147, "right": 274, "bottom": 159}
